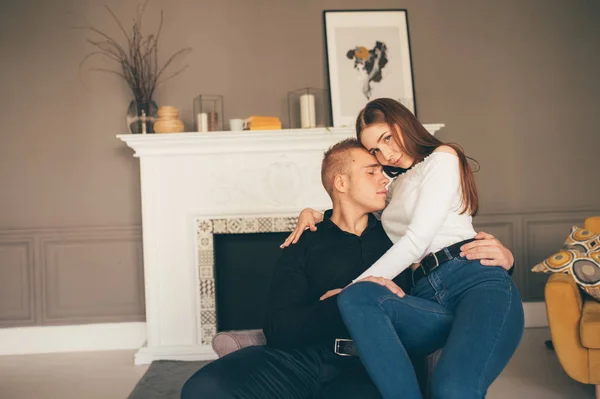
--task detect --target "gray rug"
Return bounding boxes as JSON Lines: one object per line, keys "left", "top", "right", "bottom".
{"left": 128, "top": 360, "right": 210, "bottom": 399}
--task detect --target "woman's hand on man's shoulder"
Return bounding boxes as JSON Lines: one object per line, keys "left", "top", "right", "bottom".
{"left": 280, "top": 208, "right": 324, "bottom": 248}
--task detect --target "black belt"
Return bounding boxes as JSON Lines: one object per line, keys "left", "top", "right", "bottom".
{"left": 412, "top": 238, "right": 476, "bottom": 287}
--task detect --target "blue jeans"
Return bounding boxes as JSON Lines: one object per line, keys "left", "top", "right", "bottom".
{"left": 337, "top": 257, "right": 524, "bottom": 399}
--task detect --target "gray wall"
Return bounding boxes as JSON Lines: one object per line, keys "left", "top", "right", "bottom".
{"left": 1, "top": 0, "right": 599, "bottom": 327}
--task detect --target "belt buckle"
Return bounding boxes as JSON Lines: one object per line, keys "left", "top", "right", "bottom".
{"left": 431, "top": 252, "right": 440, "bottom": 268}
{"left": 422, "top": 252, "right": 439, "bottom": 275}
{"left": 334, "top": 338, "right": 354, "bottom": 357}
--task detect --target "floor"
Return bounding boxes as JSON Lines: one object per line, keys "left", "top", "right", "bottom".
{"left": 486, "top": 328, "right": 595, "bottom": 399}
{"left": 0, "top": 328, "right": 595, "bottom": 399}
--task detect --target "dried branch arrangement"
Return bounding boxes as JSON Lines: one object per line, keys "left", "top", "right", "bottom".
{"left": 76, "top": 1, "right": 191, "bottom": 102}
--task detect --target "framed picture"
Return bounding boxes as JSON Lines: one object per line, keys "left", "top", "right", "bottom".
{"left": 323, "top": 9, "right": 416, "bottom": 127}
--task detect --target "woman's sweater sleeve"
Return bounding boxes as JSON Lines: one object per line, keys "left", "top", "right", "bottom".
{"left": 354, "top": 153, "right": 462, "bottom": 281}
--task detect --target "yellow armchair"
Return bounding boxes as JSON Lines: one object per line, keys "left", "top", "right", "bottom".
{"left": 545, "top": 216, "right": 600, "bottom": 397}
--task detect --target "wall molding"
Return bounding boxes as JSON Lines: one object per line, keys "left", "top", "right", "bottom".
{"left": 40, "top": 235, "right": 144, "bottom": 323}
{"left": 0, "top": 224, "right": 142, "bottom": 236}
{"left": 0, "top": 237, "right": 35, "bottom": 326}
{"left": 476, "top": 207, "right": 600, "bottom": 217}
{"left": 472, "top": 219, "right": 517, "bottom": 247}
{"left": 0, "top": 225, "right": 144, "bottom": 327}
{"left": 3, "top": 204, "right": 596, "bottom": 233}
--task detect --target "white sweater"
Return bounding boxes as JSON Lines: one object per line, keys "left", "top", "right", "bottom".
{"left": 355, "top": 152, "right": 477, "bottom": 281}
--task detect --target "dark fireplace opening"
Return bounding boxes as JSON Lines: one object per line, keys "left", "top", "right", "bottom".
{"left": 214, "top": 232, "right": 290, "bottom": 332}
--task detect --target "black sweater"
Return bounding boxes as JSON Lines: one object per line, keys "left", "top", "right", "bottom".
{"left": 263, "top": 210, "right": 408, "bottom": 349}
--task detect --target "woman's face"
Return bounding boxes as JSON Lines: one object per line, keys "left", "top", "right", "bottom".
{"left": 359, "top": 123, "right": 414, "bottom": 169}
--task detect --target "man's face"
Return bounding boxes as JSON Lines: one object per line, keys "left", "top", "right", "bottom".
{"left": 345, "top": 148, "right": 390, "bottom": 213}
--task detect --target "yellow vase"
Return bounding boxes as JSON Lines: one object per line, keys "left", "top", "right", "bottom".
{"left": 153, "top": 106, "right": 185, "bottom": 133}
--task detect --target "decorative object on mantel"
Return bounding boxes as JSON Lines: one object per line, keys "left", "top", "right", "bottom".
{"left": 243, "top": 116, "right": 282, "bottom": 130}
{"left": 127, "top": 101, "right": 158, "bottom": 134}
{"left": 323, "top": 9, "right": 416, "bottom": 127}
{"left": 76, "top": 1, "right": 192, "bottom": 134}
{"left": 228, "top": 118, "right": 244, "bottom": 131}
{"left": 153, "top": 106, "right": 185, "bottom": 133}
{"left": 287, "top": 87, "right": 329, "bottom": 129}
{"left": 193, "top": 95, "right": 224, "bottom": 132}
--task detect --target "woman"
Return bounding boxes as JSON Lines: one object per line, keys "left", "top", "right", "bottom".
{"left": 283, "top": 98, "right": 524, "bottom": 399}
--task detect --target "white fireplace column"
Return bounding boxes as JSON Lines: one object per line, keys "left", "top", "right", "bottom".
{"left": 117, "top": 125, "right": 443, "bottom": 365}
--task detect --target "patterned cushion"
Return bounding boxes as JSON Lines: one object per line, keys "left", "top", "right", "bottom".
{"left": 532, "top": 226, "right": 600, "bottom": 301}
{"left": 562, "top": 225, "right": 600, "bottom": 253}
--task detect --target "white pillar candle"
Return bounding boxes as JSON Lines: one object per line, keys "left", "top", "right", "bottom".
{"left": 141, "top": 110, "right": 147, "bottom": 134}
{"left": 197, "top": 113, "right": 208, "bottom": 132}
{"left": 300, "top": 93, "right": 316, "bottom": 128}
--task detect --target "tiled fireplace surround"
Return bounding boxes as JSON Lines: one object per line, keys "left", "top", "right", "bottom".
{"left": 118, "top": 125, "right": 443, "bottom": 365}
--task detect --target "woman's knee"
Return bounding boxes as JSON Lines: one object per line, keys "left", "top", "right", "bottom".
{"left": 337, "top": 281, "right": 390, "bottom": 311}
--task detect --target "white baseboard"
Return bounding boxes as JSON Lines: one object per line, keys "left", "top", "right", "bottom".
{"left": 0, "top": 322, "right": 147, "bottom": 356}
{"left": 523, "top": 301, "right": 548, "bottom": 328}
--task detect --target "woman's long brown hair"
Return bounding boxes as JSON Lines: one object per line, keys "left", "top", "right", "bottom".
{"left": 356, "top": 98, "right": 479, "bottom": 216}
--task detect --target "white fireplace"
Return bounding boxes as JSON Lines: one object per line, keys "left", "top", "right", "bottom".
{"left": 118, "top": 125, "right": 443, "bottom": 365}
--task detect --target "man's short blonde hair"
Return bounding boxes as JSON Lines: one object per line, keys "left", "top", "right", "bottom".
{"left": 321, "top": 138, "right": 364, "bottom": 197}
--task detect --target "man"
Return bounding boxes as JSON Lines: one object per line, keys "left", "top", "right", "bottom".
{"left": 181, "top": 139, "right": 514, "bottom": 399}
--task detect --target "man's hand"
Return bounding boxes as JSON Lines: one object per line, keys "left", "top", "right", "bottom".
{"left": 320, "top": 288, "right": 342, "bottom": 301}
{"left": 354, "top": 276, "right": 405, "bottom": 298}
{"left": 460, "top": 231, "right": 514, "bottom": 271}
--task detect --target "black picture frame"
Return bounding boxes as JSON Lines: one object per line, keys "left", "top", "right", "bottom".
{"left": 323, "top": 9, "right": 417, "bottom": 127}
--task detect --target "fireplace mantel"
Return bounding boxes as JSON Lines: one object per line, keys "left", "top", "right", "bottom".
{"left": 117, "top": 125, "right": 444, "bottom": 364}
{"left": 118, "top": 125, "right": 445, "bottom": 157}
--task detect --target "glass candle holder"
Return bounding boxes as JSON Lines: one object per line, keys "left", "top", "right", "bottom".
{"left": 287, "top": 88, "right": 329, "bottom": 129}
{"left": 193, "top": 95, "right": 224, "bottom": 132}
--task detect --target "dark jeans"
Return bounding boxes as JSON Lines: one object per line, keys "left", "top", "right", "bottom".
{"left": 181, "top": 344, "right": 381, "bottom": 399}
{"left": 338, "top": 257, "right": 524, "bottom": 399}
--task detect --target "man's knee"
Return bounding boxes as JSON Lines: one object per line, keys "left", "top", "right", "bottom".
{"left": 181, "top": 366, "right": 233, "bottom": 399}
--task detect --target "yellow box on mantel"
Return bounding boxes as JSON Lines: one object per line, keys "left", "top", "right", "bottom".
{"left": 243, "top": 116, "right": 282, "bottom": 130}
